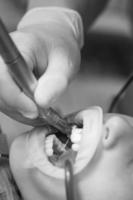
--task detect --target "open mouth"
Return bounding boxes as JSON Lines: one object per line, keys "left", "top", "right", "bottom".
{"left": 27, "top": 107, "right": 103, "bottom": 179}
{"left": 44, "top": 125, "right": 82, "bottom": 168}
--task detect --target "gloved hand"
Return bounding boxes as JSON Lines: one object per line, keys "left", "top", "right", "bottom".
{"left": 0, "top": 7, "right": 83, "bottom": 125}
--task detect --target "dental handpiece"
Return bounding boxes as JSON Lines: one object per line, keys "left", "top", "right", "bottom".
{"left": 0, "top": 17, "right": 72, "bottom": 137}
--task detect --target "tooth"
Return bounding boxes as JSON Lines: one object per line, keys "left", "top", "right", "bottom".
{"left": 71, "top": 126, "right": 82, "bottom": 143}
{"left": 45, "top": 135, "right": 54, "bottom": 144}
{"left": 46, "top": 148, "right": 53, "bottom": 156}
{"left": 72, "top": 143, "right": 79, "bottom": 151}
{"left": 71, "top": 129, "right": 82, "bottom": 143}
{"left": 45, "top": 135, "right": 54, "bottom": 156}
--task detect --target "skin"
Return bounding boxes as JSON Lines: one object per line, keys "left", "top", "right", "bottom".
{"left": 9, "top": 107, "right": 133, "bottom": 200}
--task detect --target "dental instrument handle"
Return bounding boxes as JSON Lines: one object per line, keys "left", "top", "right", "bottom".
{"left": 0, "top": 17, "right": 72, "bottom": 136}
{"left": 0, "top": 18, "right": 36, "bottom": 99}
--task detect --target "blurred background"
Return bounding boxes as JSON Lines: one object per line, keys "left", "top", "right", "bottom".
{"left": 0, "top": 0, "right": 133, "bottom": 145}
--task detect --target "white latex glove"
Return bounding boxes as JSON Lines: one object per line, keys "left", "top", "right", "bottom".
{"left": 0, "top": 7, "right": 83, "bottom": 125}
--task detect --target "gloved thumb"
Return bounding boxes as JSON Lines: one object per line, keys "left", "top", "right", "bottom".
{"left": 34, "top": 48, "right": 76, "bottom": 107}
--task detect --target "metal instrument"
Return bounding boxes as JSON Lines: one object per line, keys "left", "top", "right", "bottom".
{"left": 65, "top": 159, "right": 75, "bottom": 200}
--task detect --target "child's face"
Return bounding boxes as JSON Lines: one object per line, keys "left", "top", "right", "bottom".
{"left": 10, "top": 107, "right": 133, "bottom": 200}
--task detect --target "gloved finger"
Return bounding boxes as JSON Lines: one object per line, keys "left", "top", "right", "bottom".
{"left": 10, "top": 31, "right": 36, "bottom": 71}
{"left": 10, "top": 31, "right": 48, "bottom": 76}
{"left": 0, "top": 57, "right": 38, "bottom": 119}
{"left": 34, "top": 45, "right": 80, "bottom": 107}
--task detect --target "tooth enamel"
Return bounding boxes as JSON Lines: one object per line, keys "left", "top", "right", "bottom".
{"left": 71, "top": 126, "right": 82, "bottom": 143}
{"left": 72, "top": 126, "right": 82, "bottom": 135}
{"left": 45, "top": 135, "right": 54, "bottom": 156}
{"left": 72, "top": 143, "right": 79, "bottom": 151}
{"left": 71, "top": 131, "right": 82, "bottom": 143}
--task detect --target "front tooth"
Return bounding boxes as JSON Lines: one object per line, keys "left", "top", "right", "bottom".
{"left": 45, "top": 135, "right": 54, "bottom": 156}
{"left": 71, "top": 127, "right": 82, "bottom": 143}
{"left": 72, "top": 143, "right": 79, "bottom": 151}
{"left": 71, "top": 132, "right": 82, "bottom": 143}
